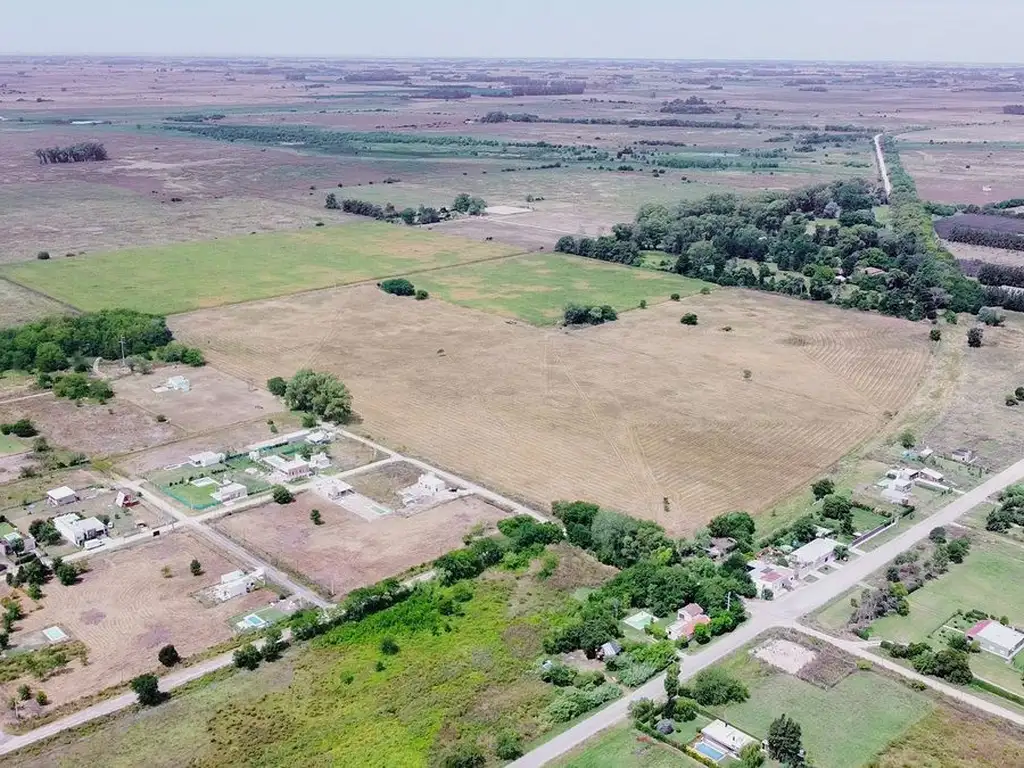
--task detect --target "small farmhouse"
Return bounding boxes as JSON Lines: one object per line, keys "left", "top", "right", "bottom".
{"left": 263, "top": 454, "right": 312, "bottom": 480}
{"left": 951, "top": 447, "right": 975, "bottom": 464}
{"left": 0, "top": 523, "right": 34, "bottom": 555}
{"left": 212, "top": 481, "right": 248, "bottom": 503}
{"left": 305, "top": 429, "right": 331, "bottom": 445}
{"left": 748, "top": 560, "right": 795, "bottom": 598}
{"left": 966, "top": 619, "right": 1024, "bottom": 660}
{"left": 700, "top": 720, "right": 759, "bottom": 758}
{"left": 667, "top": 603, "right": 711, "bottom": 641}
{"left": 790, "top": 537, "right": 841, "bottom": 575}
{"left": 326, "top": 480, "right": 354, "bottom": 500}
{"left": 213, "top": 568, "right": 265, "bottom": 602}
{"left": 46, "top": 486, "right": 79, "bottom": 507}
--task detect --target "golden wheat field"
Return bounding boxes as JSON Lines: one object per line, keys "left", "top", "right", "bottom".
{"left": 172, "top": 286, "right": 932, "bottom": 535}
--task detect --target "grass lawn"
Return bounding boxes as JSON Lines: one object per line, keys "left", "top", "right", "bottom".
{"left": 0, "top": 433, "right": 27, "bottom": 456}
{"left": 2, "top": 222, "right": 519, "bottom": 315}
{"left": 554, "top": 723, "right": 705, "bottom": 768}
{"left": 414, "top": 252, "right": 710, "bottom": 325}
{"left": 712, "top": 651, "right": 932, "bottom": 768}
{"left": 870, "top": 535, "right": 1024, "bottom": 644}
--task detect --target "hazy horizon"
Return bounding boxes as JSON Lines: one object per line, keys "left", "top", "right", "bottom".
{"left": 3, "top": 0, "right": 1024, "bottom": 64}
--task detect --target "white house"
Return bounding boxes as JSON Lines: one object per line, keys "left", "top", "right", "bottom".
{"left": 748, "top": 561, "right": 796, "bottom": 598}
{"left": 306, "top": 430, "right": 331, "bottom": 445}
{"left": 881, "top": 487, "right": 912, "bottom": 506}
{"left": 0, "top": 523, "right": 34, "bottom": 555}
{"left": 919, "top": 468, "right": 944, "bottom": 483}
{"left": 701, "top": 720, "right": 759, "bottom": 757}
{"left": 400, "top": 473, "right": 449, "bottom": 504}
{"left": 263, "top": 454, "right": 312, "bottom": 480}
{"left": 326, "top": 480, "right": 354, "bottom": 500}
{"left": 166, "top": 375, "right": 191, "bottom": 392}
{"left": 951, "top": 448, "right": 976, "bottom": 464}
{"left": 790, "top": 537, "right": 841, "bottom": 576}
{"left": 966, "top": 619, "right": 1024, "bottom": 659}
{"left": 212, "top": 481, "right": 249, "bottom": 503}
{"left": 189, "top": 451, "right": 225, "bottom": 468}
{"left": 213, "top": 568, "right": 265, "bottom": 602}
{"left": 46, "top": 486, "right": 79, "bottom": 507}
{"left": 52, "top": 513, "right": 107, "bottom": 547}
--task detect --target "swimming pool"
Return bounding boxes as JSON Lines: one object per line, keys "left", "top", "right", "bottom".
{"left": 693, "top": 739, "right": 727, "bottom": 762}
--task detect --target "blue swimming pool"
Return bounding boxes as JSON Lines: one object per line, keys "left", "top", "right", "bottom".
{"left": 693, "top": 740, "right": 726, "bottom": 762}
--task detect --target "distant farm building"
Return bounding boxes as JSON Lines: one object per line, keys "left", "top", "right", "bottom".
{"left": 211, "top": 481, "right": 249, "bottom": 504}
{"left": 325, "top": 480, "right": 354, "bottom": 500}
{"left": 308, "top": 452, "right": 331, "bottom": 471}
{"left": 166, "top": 376, "right": 191, "bottom": 392}
{"left": 951, "top": 447, "right": 976, "bottom": 465}
{"left": 966, "top": 619, "right": 1024, "bottom": 659}
{"left": 52, "top": 513, "right": 107, "bottom": 547}
{"left": 399, "top": 473, "right": 451, "bottom": 505}
{"left": 305, "top": 430, "right": 331, "bottom": 445}
{"left": 46, "top": 486, "right": 79, "bottom": 507}
{"left": 748, "top": 560, "right": 795, "bottom": 598}
{"left": 0, "top": 522, "right": 34, "bottom": 555}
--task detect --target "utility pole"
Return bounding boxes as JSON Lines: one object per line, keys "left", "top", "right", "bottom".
{"left": 119, "top": 336, "right": 127, "bottom": 368}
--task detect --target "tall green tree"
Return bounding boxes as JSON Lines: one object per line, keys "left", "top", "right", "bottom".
{"left": 767, "top": 714, "right": 804, "bottom": 766}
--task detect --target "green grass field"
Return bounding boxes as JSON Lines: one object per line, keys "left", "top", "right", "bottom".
{"left": 554, "top": 724, "right": 705, "bottom": 768}
{"left": 713, "top": 664, "right": 932, "bottom": 768}
{"left": 414, "top": 252, "right": 709, "bottom": 325}
{"left": 2, "top": 222, "right": 519, "bottom": 315}
{"left": 870, "top": 535, "right": 1024, "bottom": 644}
{"left": 0, "top": 434, "right": 27, "bottom": 456}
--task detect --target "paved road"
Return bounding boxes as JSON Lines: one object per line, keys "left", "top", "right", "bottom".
{"left": 874, "top": 133, "right": 893, "bottom": 197}
{"left": 511, "top": 457, "right": 1024, "bottom": 767}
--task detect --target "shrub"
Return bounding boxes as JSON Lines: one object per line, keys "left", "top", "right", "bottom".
{"left": 272, "top": 485, "right": 294, "bottom": 504}
{"left": 639, "top": 299, "right": 647, "bottom": 309}
{"left": 670, "top": 293, "right": 681, "bottom": 301}
{"left": 130, "top": 673, "right": 162, "bottom": 706}
{"left": 380, "top": 637, "right": 400, "bottom": 655}
{"left": 978, "top": 306, "right": 1005, "bottom": 326}
{"left": 1, "top": 419, "right": 37, "bottom": 438}
{"left": 898, "top": 429, "right": 916, "bottom": 449}
{"left": 310, "top": 509, "right": 323, "bottom": 525}
{"left": 495, "top": 731, "right": 524, "bottom": 760}
{"left": 379, "top": 278, "right": 415, "bottom": 296}
{"left": 34, "top": 689, "right": 48, "bottom": 705}
{"left": 155, "top": 413, "right": 167, "bottom": 423}
{"left": 968, "top": 326, "right": 984, "bottom": 348}
{"left": 233, "top": 644, "right": 262, "bottom": 670}
{"left": 441, "top": 741, "right": 485, "bottom": 768}
{"left": 415, "top": 289, "right": 429, "bottom": 300}
{"left": 680, "top": 313, "right": 698, "bottom": 325}
{"left": 700, "top": 286, "right": 712, "bottom": 295}
{"left": 930, "top": 328, "right": 941, "bottom": 341}
{"left": 190, "top": 558, "right": 203, "bottom": 576}
{"left": 691, "top": 667, "right": 749, "bottom": 706}
{"left": 544, "top": 683, "right": 621, "bottom": 722}
{"left": 158, "top": 644, "right": 180, "bottom": 667}
{"left": 267, "top": 377, "right": 287, "bottom": 396}
{"left": 36, "top": 251, "right": 50, "bottom": 260}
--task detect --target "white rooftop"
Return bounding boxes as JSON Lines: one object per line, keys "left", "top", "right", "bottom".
{"left": 976, "top": 621, "right": 1024, "bottom": 651}
{"left": 701, "top": 720, "right": 757, "bottom": 753}
{"left": 791, "top": 537, "right": 841, "bottom": 564}
{"left": 264, "top": 455, "right": 309, "bottom": 472}
{"left": 47, "top": 486, "right": 78, "bottom": 501}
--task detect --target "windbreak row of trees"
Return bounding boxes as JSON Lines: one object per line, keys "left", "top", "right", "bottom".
{"left": 943, "top": 224, "right": 1024, "bottom": 252}
{"left": 977, "top": 263, "right": 1024, "bottom": 289}
{"left": 34, "top": 142, "right": 107, "bottom": 164}
{"left": 326, "top": 192, "right": 485, "bottom": 224}
{"left": 0, "top": 310, "right": 174, "bottom": 373}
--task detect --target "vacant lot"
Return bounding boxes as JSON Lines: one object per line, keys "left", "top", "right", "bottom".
{"left": 112, "top": 365, "right": 282, "bottom": 434}
{"left": 714, "top": 639, "right": 933, "bottom": 768}
{"left": 215, "top": 494, "right": 507, "bottom": 597}
{"left": 0, "top": 279, "right": 72, "bottom": 329}
{"left": 876, "top": 703, "right": 1024, "bottom": 768}
{"left": 554, "top": 724, "right": 703, "bottom": 768}
{"left": 898, "top": 139, "right": 1024, "bottom": 205}
{"left": 345, "top": 460, "right": 427, "bottom": 508}
{"left": 2, "top": 221, "right": 520, "bottom": 314}
{"left": 869, "top": 534, "right": 1024, "bottom": 644}
{"left": 414, "top": 252, "right": 708, "bottom": 325}
{"left": 0, "top": 395, "right": 179, "bottom": 458}
{"left": 0, "top": 531, "right": 271, "bottom": 706}
{"left": 174, "top": 284, "right": 931, "bottom": 535}
{"left": 921, "top": 314, "right": 1024, "bottom": 469}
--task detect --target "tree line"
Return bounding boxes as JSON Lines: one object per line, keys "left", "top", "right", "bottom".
{"left": 977, "top": 263, "right": 1024, "bottom": 288}
{"left": 34, "top": 142, "right": 107, "bottom": 164}
{"left": 943, "top": 224, "right": 1024, "bottom": 252}
{"left": 326, "top": 192, "right": 485, "bottom": 225}
{"left": 0, "top": 310, "right": 176, "bottom": 374}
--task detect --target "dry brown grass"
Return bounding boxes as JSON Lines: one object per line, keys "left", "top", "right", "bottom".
{"left": 877, "top": 703, "right": 1024, "bottom": 767}
{"left": 0, "top": 279, "right": 71, "bottom": 329}
{"left": 0, "top": 531, "right": 271, "bottom": 706}
{"left": 214, "top": 494, "right": 507, "bottom": 598}
{"left": 173, "top": 284, "right": 932, "bottom": 535}
{"left": 346, "top": 461, "right": 427, "bottom": 507}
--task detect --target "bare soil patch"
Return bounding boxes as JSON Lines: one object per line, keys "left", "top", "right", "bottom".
{"left": 0, "top": 395, "right": 179, "bottom": 458}
{"left": 112, "top": 365, "right": 282, "bottom": 434}
{"left": 753, "top": 638, "right": 817, "bottom": 675}
{"left": 214, "top": 494, "right": 507, "bottom": 598}
{"left": 0, "top": 530, "right": 271, "bottom": 707}
{"left": 345, "top": 461, "right": 428, "bottom": 508}
{"left": 174, "top": 284, "right": 932, "bottom": 535}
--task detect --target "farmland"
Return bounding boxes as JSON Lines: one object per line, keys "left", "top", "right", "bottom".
{"left": 173, "top": 283, "right": 932, "bottom": 535}
{"left": 1, "top": 222, "right": 520, "bottom": 314}
{"left": 553, "top": 724, "right": 703, "bottom": 767}
{"left": 214, "top": 495, "right": 508, "bottom": 598}
{"left": 0, "top": 279, "right": 72, "bottom": 329}
{"left": 0, "top": 531, "right": 274, "bottom": 707}
{"left": 413, "top": 252, "right": 708, "bottom": 325}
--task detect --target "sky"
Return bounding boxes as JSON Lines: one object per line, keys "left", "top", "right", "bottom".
{"left": 2, "top": 0, "right": 1024, "bottom": 63}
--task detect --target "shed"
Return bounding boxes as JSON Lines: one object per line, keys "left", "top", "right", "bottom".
{"left": 655, "top": 719, "right": 675, "bottom": 735}
{"left": 598, "top": 640, "right": 622, "bottom": 660}
{"left": 189, "top": 451, "right": 225, "bottom": 468}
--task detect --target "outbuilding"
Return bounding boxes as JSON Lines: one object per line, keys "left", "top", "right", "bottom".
{"left": 966, "top": 619, "right": 1024, "bottom": 660}
{"left": 46, "top": 486, "right": 79, "bottom": 507}
{"left": 790, "top": 537, "right": 841, "bottom": 575}
{"left": 189, "top": 451, "right": 226, "bottom": 468}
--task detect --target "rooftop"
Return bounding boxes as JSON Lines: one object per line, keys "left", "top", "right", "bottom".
{"left": 702, "top": 720, "right": 758, "bottom": 752}
{"left": 47, "top": 485, "right": 78, "bottom": 500}
{"left": 968, "top": 619, "right": 1024, "bottom": 650}
{"left": 791, "top": 537, "right": 841, "bottom": 563}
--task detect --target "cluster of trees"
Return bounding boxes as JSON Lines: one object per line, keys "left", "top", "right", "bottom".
{"left": 378, "top": 278, "right": 428, "bottom": 300}
{"left": 563, "top": 303, "right": 618, "bottom": 326}
{"left": 543, "top": 502, "right": 753, "bottom": 657}
{"left": 0, "top": 310, "right": 174, "bottom": 373}
{"left": 882, "top": 640, "right": 974, "bottom": 685}
{"left": 660, "top": 97, "right": 717, "bottom": 115}
{"left": 479, "top": 111, "right": 540, "bottom": 123}
{"left": 563, "top": 169, "right": 981, "bottom": 321}
{"left": 434, "top": 515, "right": 560, "bottom": 585}
{"left": 46, "top": 372, "right": 114, "bottom": 403}
{"left": 34, "top": 142, "right": 107, "bottom": 164}
{"left": 0, "top": 419, "right": 37, "bottom": 438}
{"left": 328, "top": 193, "right": 485, "bottom": 225}
{"left": 977, "top": 263, "right": 1024, "bottom": 289}
{"left": 555, "top": 233, "right": 641, "bottom": 265}
{"left": 544, "top": 670, "right": 621, "bottom": 723}
{"left": 234, "top": 626, "right": 287, "bottom": 671}
{"left": 154, "top": 342, "right": 205, "bottom": 367}
{"left": 269, "top": 369, "right": 353, "bottom": 424}
{"left": 986, "top": 484, "right": 1024, "bottom": 532}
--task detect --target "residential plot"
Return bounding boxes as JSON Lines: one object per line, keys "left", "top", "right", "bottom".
{"left": 174, "top": 284, "right": 932, "bottom": 534}
{"left": 1, "top": 221, "right": 520, "bottom": 314}
{"left": 413, "top": 252, "right": 708, "bottom": 325}
{"left": 0, "top": 531, "right": 274, "bottom": 706}
{"left": 111, "top": 366, "right": 282, "bottom": 433}
{"left": 0, "top": 395, "right": 179, "bottom": 458}
{"left": 214, "top": 494, "right": 507, "bottom": 598}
